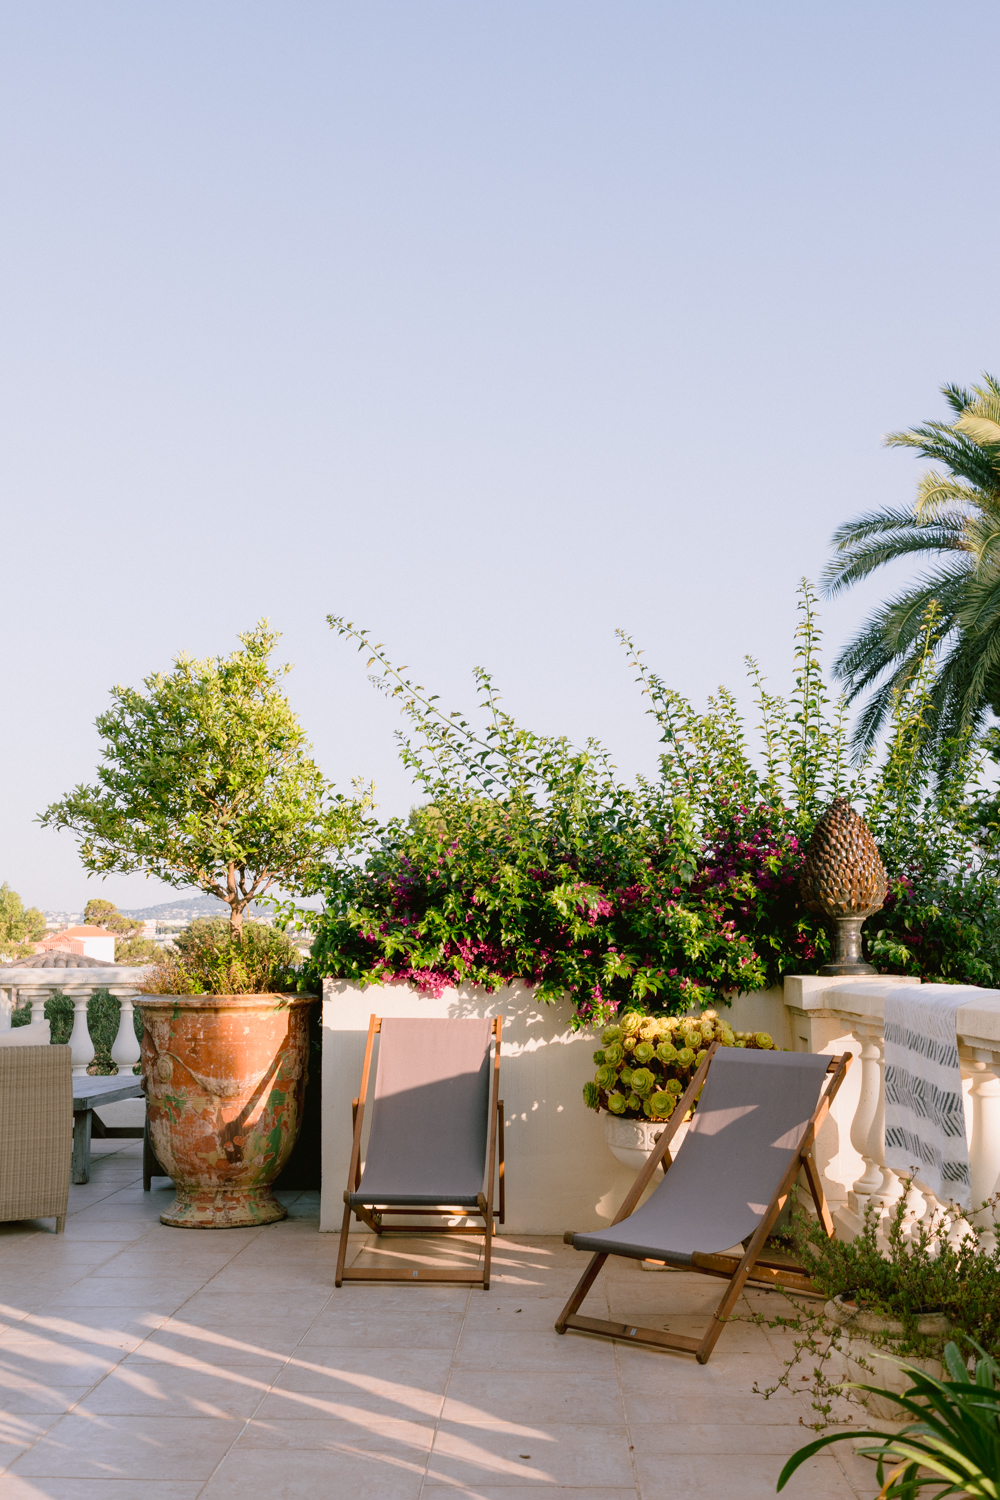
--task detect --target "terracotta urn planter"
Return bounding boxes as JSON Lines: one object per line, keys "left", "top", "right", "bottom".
{"left": 137, "top": 993, "right": 316, "bottom": 1229}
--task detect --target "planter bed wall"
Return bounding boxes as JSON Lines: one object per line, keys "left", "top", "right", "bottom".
{"left": 319, "top": 980, "right": 791, "bottom": 1235}
{"left": 320, "top": 979, "right": 646, "bottom": 1235}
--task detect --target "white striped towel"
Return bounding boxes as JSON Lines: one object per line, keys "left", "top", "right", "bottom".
{"left": 884, "top": 985, "right": 971, "bottom": 1209}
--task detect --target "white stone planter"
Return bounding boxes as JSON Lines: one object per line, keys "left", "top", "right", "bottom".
{"left": 823, "top": 1296, "right": 947, "bottom": 1421}
{"left": 603, "top": 1111, "right": 688, "bottom": 1170}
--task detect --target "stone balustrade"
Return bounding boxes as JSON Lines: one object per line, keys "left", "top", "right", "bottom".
{"left": 0, "top": 965, "right": 148, "bottom": 1075}
{"left": 780, "top": 975, "right": 1000, "bottom": 1244}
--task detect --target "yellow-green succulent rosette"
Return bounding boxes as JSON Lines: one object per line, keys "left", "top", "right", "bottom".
{"left": 584, "top": 1010, "right": 777, "bottom": 1120}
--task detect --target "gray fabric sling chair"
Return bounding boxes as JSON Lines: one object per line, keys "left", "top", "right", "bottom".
{"left": 335, "top": 1015, "right": 504, "bottom": 1289}
{"left": 556, "top": 1041, "right": 852, "bottom": 1363}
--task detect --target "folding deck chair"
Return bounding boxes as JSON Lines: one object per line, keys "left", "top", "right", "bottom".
{"left": 556, "top": 1041, "right": 851, "bottom": 1363}
{"left": 335, "top": 1015, "right": 504, "bottom": 1289}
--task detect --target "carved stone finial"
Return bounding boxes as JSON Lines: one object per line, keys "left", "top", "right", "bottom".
{"left": 799, "top": 797, "right": 887, "bottom": 976}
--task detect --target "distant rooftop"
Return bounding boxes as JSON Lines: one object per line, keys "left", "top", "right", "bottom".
{"left": 8, "top": 950, "right": 116, "bottom": 969}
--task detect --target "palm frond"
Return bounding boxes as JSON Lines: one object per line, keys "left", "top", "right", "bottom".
{"left": 823, "top": 523, "right": 969, "bottom": 596}
{"left": 913, "top": 472, "right": 987, "bottom": 522}
{"left": 955, "top": 412, "right": 1000, "bottom": 454}
{"left": 941, "top": 381, "right": 975, "bottom": 415}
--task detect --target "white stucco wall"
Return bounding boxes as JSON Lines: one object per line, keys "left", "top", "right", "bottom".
{"left": 320, "top": 979, "right": 824, "bottom": 1236}
{"left": 321, "top": 979, "right": 648, "bottom": 1235}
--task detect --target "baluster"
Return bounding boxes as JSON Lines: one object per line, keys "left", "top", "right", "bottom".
{"left": 68, "top": 995, "right": 95, "bottom": 1076}
{"left": 967, "top": 1050, "right": 1000, "bottom": 1251}
{"left": 111, "top": 994, "right": 141, "bottom": 1072}
{"left": 849, "top": 1024, "right": 885, "bottom": 1211}
{"left": 0, "top": 986, "right": 13, "bottom": 1030}
{"left": 865, "top": 1031, "right": 903, "bottom": 1212}
{"left": 30, "top": 991, "right": 46, "bottom": 1025}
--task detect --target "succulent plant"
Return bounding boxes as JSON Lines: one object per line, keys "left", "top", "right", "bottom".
{"left": 585, "top": 1006, "right": 783, "bottom": 1121}
{"left": 629, "top": 1067, "right": 655, "bottom": 1097}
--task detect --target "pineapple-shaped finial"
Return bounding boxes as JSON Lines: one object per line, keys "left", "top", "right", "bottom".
{"left": 800, "top": 798, "right": 886, "bottom": 975}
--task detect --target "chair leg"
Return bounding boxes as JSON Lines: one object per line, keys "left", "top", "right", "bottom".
{"left": 55, "top": 1214, "right": 65, "bottom": 1234}
{"left": 497, "top": 1099, "right": 505, "bottom": 1225}
{"left": 555, "top": 1252, "right": 607, "bottom": 1333}
{"left": 334, "top": 1199, "right": 353, "bottom": 1288}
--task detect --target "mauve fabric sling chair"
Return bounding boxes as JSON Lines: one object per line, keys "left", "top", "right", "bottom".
{"left": 335, "top": 1015, "right": 504, "bottom": 1289}
{"left": 556, "top": 1041, "right": 852, "bottom": 1363}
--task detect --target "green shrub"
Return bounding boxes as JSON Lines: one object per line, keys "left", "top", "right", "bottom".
{"left": 140, "top": 919, "right": 301, "bottom": 996}
{"left": 795, "top": 1193, "right": 1000, "bottom": 1360}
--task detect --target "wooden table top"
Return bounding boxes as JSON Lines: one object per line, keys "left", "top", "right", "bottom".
{"left": 72, "top": 1075, "right": 144, "bottom": 1110}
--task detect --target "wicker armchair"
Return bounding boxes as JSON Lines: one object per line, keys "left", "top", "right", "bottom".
{"left": 0, "top": 1043, "right": 72, "bottom": 1232}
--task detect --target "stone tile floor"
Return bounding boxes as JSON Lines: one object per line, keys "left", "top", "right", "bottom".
{"left": 0, "top": 1140, "right": 880, "bottom": 1499}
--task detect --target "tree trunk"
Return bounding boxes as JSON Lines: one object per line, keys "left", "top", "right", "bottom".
{"left": 227, "top": 863, "right": 243, "bottom": 942}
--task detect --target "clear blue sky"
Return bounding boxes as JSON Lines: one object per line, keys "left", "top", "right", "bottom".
{"left": 3, "top": 2, "right": 998, "bottom": 911}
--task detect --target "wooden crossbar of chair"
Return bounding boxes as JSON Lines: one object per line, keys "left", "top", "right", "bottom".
{"left": 555, "top": 1045, "right": 852, "bottom": 1363}
{"left": 335, "top": 1014, "right": 504, "bottom": 1289}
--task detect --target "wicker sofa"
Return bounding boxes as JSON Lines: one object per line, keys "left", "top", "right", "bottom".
{"left": 0, "top": 1041, "right": 72, "bottom": 1232}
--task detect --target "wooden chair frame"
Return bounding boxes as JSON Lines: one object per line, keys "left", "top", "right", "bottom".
{"left": 335, "top": 1014, "right": 504, "bottom": 1289}
{"left": 555, "top": 1043, "right": 852, "bottom": 1363}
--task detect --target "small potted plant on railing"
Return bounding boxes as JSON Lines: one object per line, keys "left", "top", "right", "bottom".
{"left": 582, "top": 1009, "right": 777, "bottom": 1168}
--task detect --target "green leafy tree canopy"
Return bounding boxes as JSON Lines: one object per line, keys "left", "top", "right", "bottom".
{"left": 82, "top": 898, "right": 159, "bottom": 965}
{"left": 0, "top": 883, "right": 46, "bottom": 963}
{"left": 41, "top": 622, "right": 374, "bottom": 938}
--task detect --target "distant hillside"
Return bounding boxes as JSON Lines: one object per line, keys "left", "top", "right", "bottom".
{"left": 46, "top": 892, "right": 321, "bottom": 926}
{"left": 119, "top": 895, "right": 247, "bottom": 921}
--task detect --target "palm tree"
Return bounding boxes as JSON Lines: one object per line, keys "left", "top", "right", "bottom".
{"left": 823, "top": 374, "right": 1000, "bottom": 752}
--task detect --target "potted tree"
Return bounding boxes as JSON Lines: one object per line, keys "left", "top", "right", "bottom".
{"left": 41, "top": 622, "right": 372, "bottom": 1228}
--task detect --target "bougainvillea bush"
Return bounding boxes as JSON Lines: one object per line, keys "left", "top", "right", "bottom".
{"left": 300, "top": 587, "right": 1000, "bottom": 1029}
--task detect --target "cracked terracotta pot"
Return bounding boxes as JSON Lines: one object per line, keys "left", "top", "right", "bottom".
{"left": 137, "top": 993, "right": 316, "bottom": 1229}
